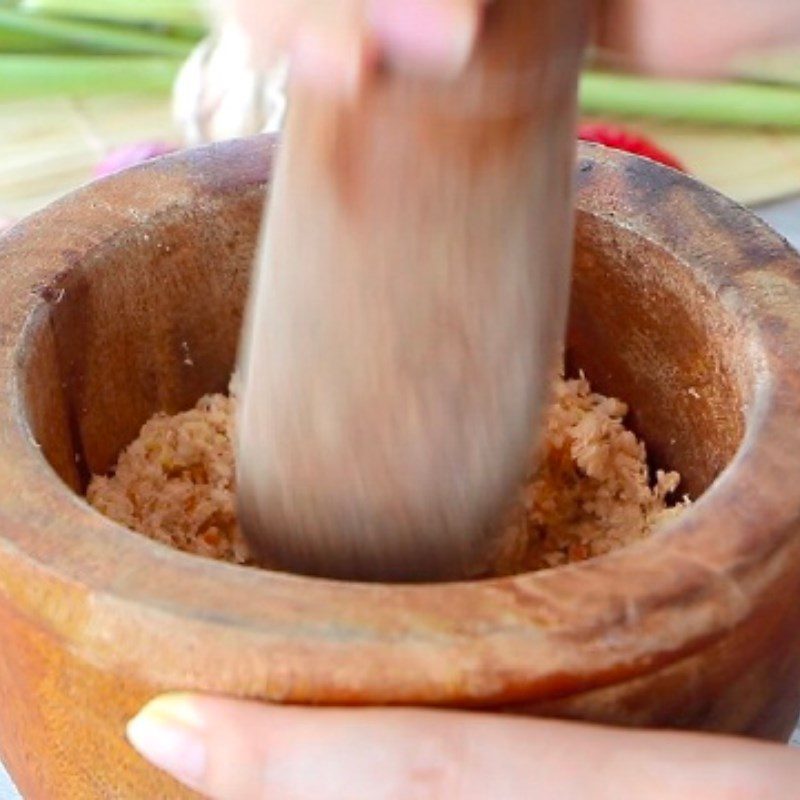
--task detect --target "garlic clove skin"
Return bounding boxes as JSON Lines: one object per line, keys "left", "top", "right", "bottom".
{"left": 172, "top": 24, "right": 288, "bottom": 146}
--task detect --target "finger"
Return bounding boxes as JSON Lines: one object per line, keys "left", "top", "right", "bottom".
{"left": 127, "top": 694, "right": 800, "bottom": 800}
{"left": 367, "top": 0, "right": 486, "bottom": 79}
{"left": 217, "top": 0, "right": 303, "bottom": 71}
{"left": 290, "top": 19, "right": 375, "bottom": 99}
{"left": 596, "top": 0, "right": 800, "bottom": 78}
{"left": 216, "top": 0, "right": 486, "bottom": 96}
{"left": 287, "top": 0, "right": 486, "bottom": 94}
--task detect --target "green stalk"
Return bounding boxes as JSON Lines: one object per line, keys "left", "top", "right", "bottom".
{"left": 19, "top": 0, "right": 204, "bottom": 28}
{"left": 0, "top": 8, "right": 197, "bottom": 55}
{"left": 581, "top": 71, "right": 800, "bottom": 129}
{"left": 0, "top": 55, "right": 181, "bottom": 97}
{"left": 170, "top": 23, "right": 207, "bottom": 40}
{"left": 0, "top": 24, "right": 57, "bottom": 50}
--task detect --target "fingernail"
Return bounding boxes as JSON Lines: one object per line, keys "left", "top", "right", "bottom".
{"left": 127, "top": 694, "right": 207, "bottom": 790}
{"left": 368, "top": 0, "right": 480, "bottom": 78}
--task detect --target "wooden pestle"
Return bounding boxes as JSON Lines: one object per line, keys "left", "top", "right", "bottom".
{"left": 237, "top": 0, "right": 588, "bottom": 581}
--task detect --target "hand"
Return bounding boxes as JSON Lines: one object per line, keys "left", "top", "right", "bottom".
{"left": 127, "top": 693, "right": 800, "bottom": 799}
{"left": 597, "top": 0, "right": 800, "bottom": 77}
{"left": 217, "top": 0, "right": 488, "bottom": 97}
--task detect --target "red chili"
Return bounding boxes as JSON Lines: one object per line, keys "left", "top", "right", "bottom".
{"left": 578, "top": 123, "right": 687, "bottom": 173}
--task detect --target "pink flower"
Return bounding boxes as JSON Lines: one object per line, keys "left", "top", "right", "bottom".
{"left": 94, "top": 142, "right": 179, "bottom": 179}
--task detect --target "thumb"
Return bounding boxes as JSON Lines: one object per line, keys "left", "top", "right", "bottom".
{"left": 126, "top": 693, "right": 799, "bottom": 800}
{"left": 289, "top": 0, "right": 487, "bottom": 97}
{"left": 367, "top": 0, "right": 485, "bottom": 79}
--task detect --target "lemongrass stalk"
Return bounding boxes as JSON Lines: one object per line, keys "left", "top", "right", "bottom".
{"left": 581, "top": 71, "right": 800, "bottom": 129}
{"left": 20, "top": 0, "right": 205, "bottom": 28}
{"left": 0, "top": 56, "right": 181, "bottom": 97}
{"left": 0, "top": 8, "right": 197, "bottom": 55}
{"left": 0, "top": 25, "right": 56, "bottom": 50}
{"left": 170, "top": 24, "right": 207, "bottom": 40}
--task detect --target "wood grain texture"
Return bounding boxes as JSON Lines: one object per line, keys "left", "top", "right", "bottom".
{"left": 237, "top": 0, "right": 588, "bottom": 581}
{"left": 1, "top": 137, "right": 800, "bottom": 797}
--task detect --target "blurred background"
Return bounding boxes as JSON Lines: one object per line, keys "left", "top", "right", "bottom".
{"left": 1, "top": 0, "right": 800, "bottom": 223}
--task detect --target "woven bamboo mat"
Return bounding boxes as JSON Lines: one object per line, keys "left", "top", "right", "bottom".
{"left": 626, "top": 119, "right": 800, "bottom": 206}
{"left": 0, "top": 94, "right": 178, "bottom": 219}
{"left": 2, "top": 95, "right": 800, "bottom": 220}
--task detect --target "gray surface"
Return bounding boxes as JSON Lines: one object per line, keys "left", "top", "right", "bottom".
{"left": 0, "top": 764, "right": 17, "bottom": 800}
{"left": 758, "top": 196, "right": 800, "bottom": 248}
{"left": 1, "top": 197, "right": 799, "bottom": 800}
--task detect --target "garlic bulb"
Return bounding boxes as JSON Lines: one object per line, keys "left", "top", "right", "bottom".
{"left": 173, "top": 24, "right": 288, "bottom": 145}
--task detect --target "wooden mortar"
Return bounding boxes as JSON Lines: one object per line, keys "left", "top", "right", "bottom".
{"left": 2, "top": 137, "right": 800, "bottom": 798}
